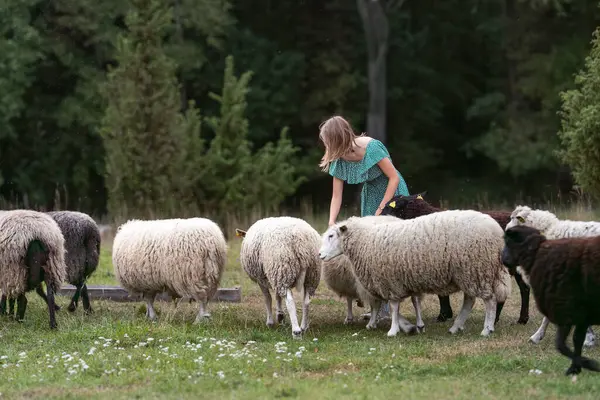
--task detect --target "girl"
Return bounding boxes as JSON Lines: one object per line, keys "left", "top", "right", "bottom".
{"left": 319, "top": 115, "right": 410, "bottom": 320}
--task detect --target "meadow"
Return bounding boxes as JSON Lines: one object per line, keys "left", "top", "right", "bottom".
{"left": 2, "top": 202, "right": 600, "bottom": 399}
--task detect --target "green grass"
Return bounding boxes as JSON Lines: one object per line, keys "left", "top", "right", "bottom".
{"left": 2, "top": 208, "right": 600, "bottom": 399}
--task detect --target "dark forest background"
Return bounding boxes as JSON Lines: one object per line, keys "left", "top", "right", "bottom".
{"left": 1, "top": 0, "right": 599, "bottom": 222}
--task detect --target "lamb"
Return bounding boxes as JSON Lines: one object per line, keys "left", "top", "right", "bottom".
{"left": 319, "top": 210, "right": 512, "bottom": 338}
{"left": 112, "top": 217, "right": 227, "bottom": 323}
{"left": 501, "top": 225, "right": 600, "bottom": 376}
{"left": 506, "top": 205, "right": 600, "bottom": 347}
{"left": 0, "top": 209, "right": 67, "bottom": 329}
{"left": 380, "top": 192, "right": 531, "bottom": 325}
{"left": 235, "top": 216, "right": 321, "bottom": 339}
{"left": 321, "top": 215, "right": 425, "bottom": 331}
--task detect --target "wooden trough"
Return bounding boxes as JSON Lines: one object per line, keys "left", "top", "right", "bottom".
{"left": 56, "top": 285, "right": 242, "bottom": 303}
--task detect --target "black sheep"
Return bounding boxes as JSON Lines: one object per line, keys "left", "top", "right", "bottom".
{"left": 501, "top": 225, "right": 600, "bottom": 376}
{"left": 380, "top": 192, "right": 531, "bottom": 325}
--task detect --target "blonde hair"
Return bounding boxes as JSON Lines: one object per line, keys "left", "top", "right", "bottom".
{"left": 318, "top": 116, "right": 363, "bottom": 171}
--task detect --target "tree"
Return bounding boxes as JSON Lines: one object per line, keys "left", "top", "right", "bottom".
{"left": 557, "top": 27, "right": 600, "bottom": 200}
{"left": 98, "top": 0, "right": 203, "bottom": 220}
{"left": 356, "top": 0, "right": 405, "bottom": 143}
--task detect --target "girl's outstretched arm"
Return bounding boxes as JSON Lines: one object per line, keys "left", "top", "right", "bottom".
{"left": 375, "top": 158, "right": 400, "bottom": 215}
{"left": 329, "top": 177, "right": 344, "bottom": 226}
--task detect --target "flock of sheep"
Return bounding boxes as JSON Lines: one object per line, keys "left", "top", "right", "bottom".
{"left": 1, "top": 193, "right": 599, "bottom": 378}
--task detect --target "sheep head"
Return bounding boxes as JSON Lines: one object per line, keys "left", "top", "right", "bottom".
{"left": 380, "top": 191, "right": 428, "bottom": 218}
{"left": 502, "top": 225, "right": 546, "bottom": 280}
{"left": 506, "top": 205, "right": 556, "bottom": 235}
{"left": 235, "top": 229, "right": 247, "bottom": 238}
{"left": 319, "top": 224, "right": 347, "bottom": 261}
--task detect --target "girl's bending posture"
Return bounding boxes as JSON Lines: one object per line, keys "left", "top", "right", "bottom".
{"left": 319, "top": 115, "right": 410, "bottom": 319}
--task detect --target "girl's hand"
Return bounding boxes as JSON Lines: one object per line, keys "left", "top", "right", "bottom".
{"left": 375, "top": 207, "right": 382, "bottom": 216}
{"left": 328, "top": 220, "right": 336, "bottom": 227}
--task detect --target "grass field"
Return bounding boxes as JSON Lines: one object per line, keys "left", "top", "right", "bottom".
{"left": 2, "top": 205, "right": 600, "bottom": 399}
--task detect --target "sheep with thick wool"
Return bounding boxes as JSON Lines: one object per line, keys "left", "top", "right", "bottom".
{"left": 112, "top": 217, "right": 227, "bottom": 323}
{"left": 0, "top": 210, "right": 67, "bottom": 329}
{"left": 380, "top": 191, "right": 531, "bottom": 326}
{"left": 1, "top": 211, "right": 101, "bottom": 316}
{"left": 321, "top": 215, "right": 425, "bottom": 331}
{"left": 235, "top": 216, "right": 321, "bottom": 339}
{"left": 319, "top": 210, "right": 512, "bottom": 338}
{"left": 506, "top": 205, "right": 600, "bottom": 347}
{"left": 501, "top": 225, "right": 600, "bottom": 376}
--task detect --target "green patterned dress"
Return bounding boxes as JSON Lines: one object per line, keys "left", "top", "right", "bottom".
{"left": 328, "top": 139, "right": 409, "bottom": 216}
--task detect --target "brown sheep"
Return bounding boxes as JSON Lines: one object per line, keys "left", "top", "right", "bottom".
{"left": 380, "top": 191, "right": 531, "bottom": 325}
{"left": 501, "top": 225, "right": 600, "bottom": 376}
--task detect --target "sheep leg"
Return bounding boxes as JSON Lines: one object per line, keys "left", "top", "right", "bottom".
{"left": 68, "top": 283, "right": 83, "bottom": 313}
{"left": 514, "top": 273, "right": 530, "bottom": 324}
{"left": 81, "top": 284, "right": 93, "bottom": 314}
{"left": 344, "top": 297, "right": 354, "bottom": 325}
{"left": 530, "top": 317, "right": 550, "bottom": 344}
{"left": 0, "top": 294, "right": 6, "bottom": 316}
{"left": 448, "top": 293, "right": 475, "bottom": 334}
{"left": 275, "top": 293, "right": 285, "bottom": 324}
{"left": 387, "top": 300, "right": 417, "bottom": 337}
{"left": 9, "top": 297, "right": 15, "bottom": 317}
{"left": 411, "top": 295, "right": 425, "bottom": 333}
{"left": 300, "top": 289, "right": 310, "bottom": 332}
{"left": 15, "top": 294, "right": 27, "bottom": 323}
{"left": 193, "top": 299, "right": 210, "bottom": 324}
{"left": 143, "top": 293, "right": 158, "bottom": 321}
{"left": 562, "top": 324, "right": 585, "bottom": 376}
{"left": 481, "top": 298, "right": 497, "bottom": 337}
{"left": 285, "top": 289, "right": 302, "bottom": 339}
{"left": 36, "top": 284, "right": 61, "bottom": 312}
{"left": 494, "top": 302, "right": 504, "bottom": 324}
{"left": 259, "top": 285, "right": 275, "bottom": 327}
{"left": 46, "top": 285, "right": 58, "bottom": 329}
{"left": 437, "top": 295, "right": 453, "bottom": 322}
{"left": 584, "top": 327, "right": 596, "bottom": 348}
{"left": 366, "top": 298, "right": 381, "bottom": 330}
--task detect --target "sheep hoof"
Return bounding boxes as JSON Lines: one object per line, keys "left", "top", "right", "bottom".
{"left": 448, "top": 326, "right": 463, "bottom": 335}
{"left": 437, "top": 312, "right": 452, "bottom": 322}
{"left": 67, "top": 303, "right": 77, "bottom": 313}
{"left": 406, "top": 326, "right": 418, "bottom": 336}
{"left": 266, "top": 321, "right": 275, "bottom": 328}
{"left": 344, "top": 317, "right": 353, "bottom": 325}
{"left": 292, "top": 330, "right": 302, "bottom": 340}
{"left": 529, "top": 335, "right": 542, "bottom": 344}
{"left": 54, "top": 304, "right": 61, "bottom": 312}
{"left": 366, "top": 323, "right": 377, "bottom": 330}
{"left": 387, "top": 329, "right": 399, "bottom": 337}
{"left": 417, "top": 325, "right": 425, "bottom": 334}
{"left": 565, "top": 364, "right": 582, "bottom": 376}
{"left": 84, "top": 307, "right": 94, "bottom": 315}
{"left": 193, "top": 314, "right": 211, "bottom": 325}
{"left": 480, "top": 328, "right": 494, "bottom": 337}
{"left": 277, "top": 313, "right": 285, "bottom": 324}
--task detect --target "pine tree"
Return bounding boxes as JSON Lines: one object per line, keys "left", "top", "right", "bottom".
{"left": 98, "top": 0, "right": 203, "bottom": 219}
{"left": 557, "top": 27, "right": 600, "bottom": 200}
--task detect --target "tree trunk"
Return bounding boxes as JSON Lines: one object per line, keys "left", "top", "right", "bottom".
{"left": 357, "top": 0, "right": 395, "bottom": 144}
{"left": 173, "top": 0, "right": 187, "bottom": 110}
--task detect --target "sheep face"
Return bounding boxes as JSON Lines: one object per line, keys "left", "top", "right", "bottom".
{"left": 506, "top": 205, "right": 534, "bottom": 230}
{"left": 319, "top": 225, "right": 347, "bottom": 261}
{"left": 502, "top": 225, "right": 545, "bottom": 279}
{"left": 380, "top": 191, "right": 427, "bottom": 218}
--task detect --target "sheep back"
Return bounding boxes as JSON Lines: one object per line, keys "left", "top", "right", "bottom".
{"left": 112, "top": 217, "right": 227, "bottom": 300}
{"left": 0, "top": 210, "right": 67, "bottom": 296}
{"left": 47, "top": 211, "right": 101, "bottom": 285}
{"left": 339, "top": 210, "right": 509, "bottom": 302}
{"left": 240, "top": 216, "right": 321, "bottom": 297}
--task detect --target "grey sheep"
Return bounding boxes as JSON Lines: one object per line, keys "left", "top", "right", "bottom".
{"left": 0, "top": 210, "right": 67, "bottom": 329}
{"left": 236, "top": 216, "right": 321, "bottom": 340}
{"left": 319, "top": 210, "right": 512, "bottom": 338}
{"left": 112, "top": 217, "right": 227, "bottom": 323}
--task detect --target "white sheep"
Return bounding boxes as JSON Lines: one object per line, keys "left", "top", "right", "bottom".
{"left": 112, "top": 217, "right": 227, "bottom": 323}
{"left": 322, "top": 215, "right": 425, "bottom": 331}
{"left": 235, "top": 216, "right": 321, "bottom": 339}
{"left": 319, "top": 210, "right": 512, "bottom": 338}
{"left": 507, "top": 205, "right": 600, "bottom": 347}
{"left": 0, "top": 210, "right": 67, "bottom": 329}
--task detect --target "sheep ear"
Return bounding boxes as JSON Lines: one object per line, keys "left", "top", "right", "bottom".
{"left": 388, "top": 201, "right": 396, "bottom": 208}
{"left": 339, "top": 225, "right": 348, "bottom": 234}
{"left": 416, "top": 195, "right": 423, "bottom": 200}
{"left": 235, "top": 229, "right": 246, "bottom": 238}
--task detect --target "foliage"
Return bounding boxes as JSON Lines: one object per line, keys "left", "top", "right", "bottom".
{"left": 557, "top": 27, "right": 600, "bottom": 200}
{"left": 98, "top": 0, "right": 203, "bottom": 220}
